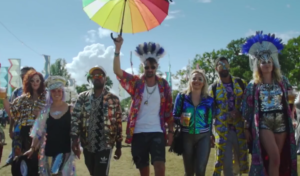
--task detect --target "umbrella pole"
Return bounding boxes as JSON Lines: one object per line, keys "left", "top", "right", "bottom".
{"left": 111, "top": 0, "right": 127, "bottom": 41}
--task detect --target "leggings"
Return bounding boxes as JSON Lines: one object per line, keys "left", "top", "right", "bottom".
{"left": 182, "top": 132, "right": 211, "bottom": 176}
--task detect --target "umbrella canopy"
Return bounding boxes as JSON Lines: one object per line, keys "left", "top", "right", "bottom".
{"left": 83, "top": 0, "right": 170, "bottom": 34}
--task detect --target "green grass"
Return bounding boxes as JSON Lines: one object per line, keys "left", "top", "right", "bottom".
{"left": 0, "top": 123, "right": 299, "bottom": 176}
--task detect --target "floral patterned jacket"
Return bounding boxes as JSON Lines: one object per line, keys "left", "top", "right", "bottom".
{"left": 117, "top": 70, "right": 173, "bottom": 144}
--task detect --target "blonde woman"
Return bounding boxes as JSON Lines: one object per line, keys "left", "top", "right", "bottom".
{"left": 172, "top": 69, "right": 214, "bottom": 176}
{"left": 241, "top": 31, "right": 297, "bottom": 176}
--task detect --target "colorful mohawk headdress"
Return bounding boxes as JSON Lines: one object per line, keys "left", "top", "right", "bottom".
{"left": 135, "top": 42, "right": 166, "bottom": 63}
{"left": 241, "top": 31, "right": 284, "bottom": 71}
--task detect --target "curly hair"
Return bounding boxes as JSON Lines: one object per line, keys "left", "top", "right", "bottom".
{"left": 22, "top": 70, "right": 45, "bottom": 96}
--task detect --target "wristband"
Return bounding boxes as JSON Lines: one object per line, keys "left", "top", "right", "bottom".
{"left": 114, "top": 52, "right": 120, "bottom": 57}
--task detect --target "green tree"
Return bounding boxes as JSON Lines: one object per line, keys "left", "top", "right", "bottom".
{"left": 120, "top": 97, "right": 131, "bottom": 111}
{"left": 139, "top": 63, "right": 144, "bottom": 75}
{"left": 50, "top": 58, "right": 70, "bottom": 85}
{"left": 105, "top": 76, "right": 113, "bottom": 91}
{"left": 75, "top": 84, "right": 89, "bottom": 94}
{"left": 281, "top": 36, "right": 300, "bottom": 89}
{"left": 172, "top": 90, "right": 180, "bottom": 103}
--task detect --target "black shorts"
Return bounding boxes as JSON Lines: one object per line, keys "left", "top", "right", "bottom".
{"left": 83, "top": 149, "right": 113, "bottom": 176}
{"left": 131, "top": 132, "right": 166, "bottom": 169}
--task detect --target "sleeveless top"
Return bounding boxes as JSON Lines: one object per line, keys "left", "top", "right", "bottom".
{"left": 45, "top": 107, "right": 71, "bottom": 156}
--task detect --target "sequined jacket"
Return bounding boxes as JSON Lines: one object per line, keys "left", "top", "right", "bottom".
{"left": 117, "top": 70, "right": 173, "bottom": 144}
{"left": 70, "top": 90, "right": 122, "bottom": 150}
{"left": 173, "top": 93, "right": 214, "bottom": 134}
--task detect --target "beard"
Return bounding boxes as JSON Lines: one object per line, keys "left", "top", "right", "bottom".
{"left": 93, "top": 80, "right": 104, "bottom": 89}
{"left": 219, "top": 70, "right": 229, "bottom": 78}
{"left": 145, "top": 72, "right": 155, "bottom": 78}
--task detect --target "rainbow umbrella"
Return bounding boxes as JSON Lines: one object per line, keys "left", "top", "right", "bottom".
{"left": 82, "top": 0, "right": 171, "bottom": 40}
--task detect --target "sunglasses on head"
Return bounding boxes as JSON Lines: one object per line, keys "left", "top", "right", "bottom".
{"left": 51, "top": 89, "right": 62, "bottom": 93}
{"left": 144, "top": 66, "right": 156, "bottom": 70}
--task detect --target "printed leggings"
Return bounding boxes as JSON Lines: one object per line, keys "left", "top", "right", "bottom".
{"left": 182, "top": 132, "right": 211, "bottom": 176}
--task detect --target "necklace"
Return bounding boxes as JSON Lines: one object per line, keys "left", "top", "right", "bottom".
{"left": 144, "top": 85, "right": 156, "bottom": 105}
{"left": 51, "top": 111, "right": 62, "bottom": 116}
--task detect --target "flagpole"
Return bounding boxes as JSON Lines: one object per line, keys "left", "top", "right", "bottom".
{"left": 130, "top": 51, "right": 133, "bottom": 75}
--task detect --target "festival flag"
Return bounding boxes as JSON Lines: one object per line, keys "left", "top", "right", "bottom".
{"left": 196, "top": 63, "right": 200, "bottom": 69}
{"left": 166, "top": 62, "right": 172, "bottom": 90}
{"left": 8, "top": 59, "right": 21, "bottom": 88}
{"left": 0, "top": 67, "right": 8, "bottom": 88}
{"left": 43, "top": 55, "right": 51, "bottom": 79}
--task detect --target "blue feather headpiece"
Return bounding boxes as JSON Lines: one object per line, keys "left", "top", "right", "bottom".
{"left": 241, "top": 31, "right": 284, "bottom": 70}
{"left": 135, "top": 42, "right": 166, "bottom": 63}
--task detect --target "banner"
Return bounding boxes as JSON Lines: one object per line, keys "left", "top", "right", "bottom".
{"left": 43, "top": 55, "right": 51, "bottom": 79}
{"left": 8, "top": 59, "right": 21, "bottom": 88}
{"left": 0, "top": 67, "right": 8, "bottom": 88}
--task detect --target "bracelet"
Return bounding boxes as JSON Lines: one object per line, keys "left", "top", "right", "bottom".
{"left": 114, "top": 52, "right": 120, "bottom": 57}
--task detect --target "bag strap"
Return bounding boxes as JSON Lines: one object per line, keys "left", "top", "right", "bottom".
{"left": 235, "top": 77, "right": 245, "bottom": 91}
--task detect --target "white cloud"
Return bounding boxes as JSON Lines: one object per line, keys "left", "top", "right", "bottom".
{"left": 198, "top": 0, "right": 212, "bottom": 3}
{"left": 84, "top": 30, "right": 97, "bottom": 43}
{"left": 98, "top": 28, "right": 113, "bottom": 38}
{"left": 166, "top": 10, "right": 181, "bottom": 20}
{"left": 66, "top": 43, "right": 119, "bottom": 95}
{"left": 245, "top": 29, "right": 300, "bottom": 43}
{"left": 170, "top": 1, "right": 175, "bottom": 5}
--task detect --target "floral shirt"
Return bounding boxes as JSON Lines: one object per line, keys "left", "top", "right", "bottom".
{"left": 70, "top": 89, "right": 122, "bottom": 152}
{"left": 10, "top": 93, "right": 46, "bottom": 127}
{"left": 117, "top": 70, "right": 173, "bottom": 144}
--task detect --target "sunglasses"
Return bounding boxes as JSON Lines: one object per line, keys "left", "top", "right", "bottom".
{"left": 144, "top": 66, "right": 156, "bottom": 70}
{"left": 51, "top": 89, "right": 62, "bottom": 94}
{"left": 30, "top": 79, "right": 40, "bottom": 83}
{"left": 90, "top": 74, "right": 104, "bottom": 79}
{"left": 260, "top": 60, "right": 272, "bottom": 65}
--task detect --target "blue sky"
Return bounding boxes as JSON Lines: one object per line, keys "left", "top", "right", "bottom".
{"left": 0, "top": 0, "right": 299, "bottom": 94}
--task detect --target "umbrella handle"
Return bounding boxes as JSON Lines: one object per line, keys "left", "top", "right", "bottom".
{"left": 110, "top": 29, "right": 123, "bottom": 42}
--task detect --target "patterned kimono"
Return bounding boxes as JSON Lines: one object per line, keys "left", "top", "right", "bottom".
{"left": 209, "top": 76, "right": 249, "bottom": 175}
{"left": 241, "top": 77, "right": 297, "bottom": 176}
{"left": 30, "top": 108, "right": 76, "bottom": 176}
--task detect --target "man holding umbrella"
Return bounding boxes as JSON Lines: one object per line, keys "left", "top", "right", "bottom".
{"left": 113, "top": 35, "right": 174, "bottom": 176}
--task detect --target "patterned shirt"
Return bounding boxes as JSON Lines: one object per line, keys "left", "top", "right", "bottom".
{"left": 10, "top": 93, "right": 46, "bottom": 127}
{"left": 70, "top": 89, "right": 122, "bottom": 153}
{"left": 223, "top": 83, "right": 236, "bottom": 131}
{"left": 117, "top": 70, "right": 173, "bottom": 144}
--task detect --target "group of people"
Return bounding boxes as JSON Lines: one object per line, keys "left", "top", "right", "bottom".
{"left": 0, "top": 31, "right": 299, "bottom": 176}
{"left": 0, "top": 108, "right": 9, "bottom": 128}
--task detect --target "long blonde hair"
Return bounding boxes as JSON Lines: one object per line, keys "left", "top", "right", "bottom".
{"left": 253, "top": 61, "right": 283, "bottom": 84}
{"left": 183, "top": 69, "right": 209, "bottom": 98}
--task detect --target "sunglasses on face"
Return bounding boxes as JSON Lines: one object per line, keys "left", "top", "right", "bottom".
{"left": 260, "top": 60, "right": 272, "bottom": 65}
{"left": 90, "top": 74, "right": 104, "bottom": 79}
{"left": 51, "top": 89, "right": 62, "bottom": 94}
{"left": 30, "top": 79, "right": 40, "bottom": 83}
{"left": 144, "top": 66, "right": 156, "bottom": 70}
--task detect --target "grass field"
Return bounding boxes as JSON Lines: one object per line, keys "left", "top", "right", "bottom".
{"left": 0, "top": 123, "right": 299, "bottom": 176}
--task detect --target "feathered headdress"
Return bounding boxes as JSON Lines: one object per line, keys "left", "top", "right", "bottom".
{"left": 135, "top": 42, "right": 166, "bottom": 63}
{"left": 241, "top": 31, "right": 284, "bottom": 71}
